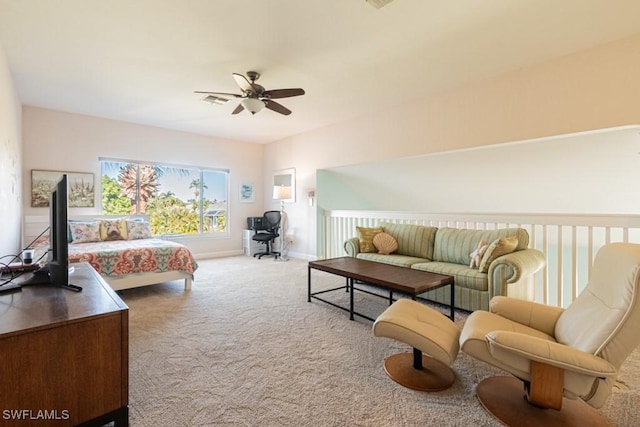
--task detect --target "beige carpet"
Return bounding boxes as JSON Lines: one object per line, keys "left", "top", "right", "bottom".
{"left": 119, "top": 256, "right": 640, "bottom": 426}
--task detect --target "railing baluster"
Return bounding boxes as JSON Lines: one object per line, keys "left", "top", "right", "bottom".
{"left": 571, "top": 226, "right": 577, "bottom": 302}
{"left": 557, "top": 226, "right": 563, "bottom": 307}
{"left": 542, "top": 224, "right": 549, "bottom": 305}
{"left": 588, "top": 227, "right": 594, "bottom": 278}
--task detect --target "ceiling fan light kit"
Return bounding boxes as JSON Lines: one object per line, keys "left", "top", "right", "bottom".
{"left": 241, "top": 98, "right": 265, "bottom": 115}
{"left": 195, "top": 71, "right": 305, "bottom": 116}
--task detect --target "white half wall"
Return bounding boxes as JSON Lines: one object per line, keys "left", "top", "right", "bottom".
{"left": 317, "top": 127, "right": 640, "bottom": 214}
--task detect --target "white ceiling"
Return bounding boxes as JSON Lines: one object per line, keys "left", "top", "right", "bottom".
{"left": 2, "top": 0, "right": 640, "bottom": 144}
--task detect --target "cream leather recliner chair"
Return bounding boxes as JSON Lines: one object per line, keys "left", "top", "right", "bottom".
{"left": 460, "top": 242, "right": 640, "bottom": 426}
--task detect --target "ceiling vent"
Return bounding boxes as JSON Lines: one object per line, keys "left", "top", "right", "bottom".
{"left": 201, "top": 95, "right": 229, "bottom": 105}
{"left": 365, "top": 0, "right": 393, "bottom": 9}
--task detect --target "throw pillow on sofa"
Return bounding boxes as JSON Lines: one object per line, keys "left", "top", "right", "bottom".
{"left": 479, "top": 236, "right": 518, "bottom": 273}
{"left": 469, "top": 241, "right": 489, "bottom": 269}
{"left": 356, "top": 226, "right": 383, "bottom": 253}
{"left": 372, "top": 232, "right": 398, "bottom": 255}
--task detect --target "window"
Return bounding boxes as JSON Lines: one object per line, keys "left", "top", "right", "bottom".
{"left": 100, "top": 159, "right": 228, "bottom": 236}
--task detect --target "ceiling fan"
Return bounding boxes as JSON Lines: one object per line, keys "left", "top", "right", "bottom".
{"left": 195, "top": 71, "right": 305, "bottom": 116}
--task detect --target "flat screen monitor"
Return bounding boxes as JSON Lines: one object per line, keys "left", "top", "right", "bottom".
{"left": 20, "top": 174, "right": 81, "bottom": 291}
{"left": 48, "top": 174, "right": 69, "bottom": 286}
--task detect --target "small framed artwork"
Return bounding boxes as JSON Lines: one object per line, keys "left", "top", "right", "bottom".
{"left": 239, "top": 182, "right": 255, "bottom": 203}
{"left": 31, "top": 170, "right": 95, "bottom": 208}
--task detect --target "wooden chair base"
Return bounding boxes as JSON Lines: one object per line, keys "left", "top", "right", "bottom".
{"left": 383, "top": 352, "right": 455, "bottom": 392}
{"left": 476, "top": 376, "right": 610, "bottom": 427}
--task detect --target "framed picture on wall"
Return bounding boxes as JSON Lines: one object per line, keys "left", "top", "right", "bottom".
{"left": 239, "top": 182, "right": 255, "bottom": 203}
{"left": 31, "top": 169, "right": 95, "bottom": 208}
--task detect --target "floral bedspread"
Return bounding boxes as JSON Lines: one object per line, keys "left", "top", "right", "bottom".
{"left": 68, "top": 238, "right": 198, "bottom": 277}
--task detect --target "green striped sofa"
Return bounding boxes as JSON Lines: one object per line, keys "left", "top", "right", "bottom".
{"left": 343, "top": 223, "right": 546, "bottom": 312}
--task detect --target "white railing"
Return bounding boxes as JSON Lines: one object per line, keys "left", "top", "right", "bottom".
{"left": 321, "top": 210, "right": 640, "bottom": 308}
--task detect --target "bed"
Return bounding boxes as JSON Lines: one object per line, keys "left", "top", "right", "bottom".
{"left": 25, "top": 215, "right": 198, "bottom": 291}
{"left": 67, "top": 238, "right": 198, "bottom": 291}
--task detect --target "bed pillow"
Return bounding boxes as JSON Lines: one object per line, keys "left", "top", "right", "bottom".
{"left": 67, "top": 219, "right": 84, "bottom": 242}
{"left": 126, "top": 220, "right": 152, "bottom": 240}
{"left": 99, "top": 219, "right": 128, "bottom": 241}
{"left": 69, "top": 221, "right": 101, "bottom": 244}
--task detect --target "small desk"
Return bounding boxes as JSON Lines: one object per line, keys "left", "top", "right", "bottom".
{"left": 308, "top": 257, "right": 455, "bottom": 321}
{"left": 0, "top": 263, "right": 129, "bottom": 426}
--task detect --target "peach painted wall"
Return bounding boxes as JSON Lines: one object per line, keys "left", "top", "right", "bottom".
{"left": 0, "top": 42, "right": 22, "bottom": 258}
{"left": 22, "top": 107, "right": 264, "bottom": 258}
{"left": 264, "top": 33, "right": 640, "bottom": 260}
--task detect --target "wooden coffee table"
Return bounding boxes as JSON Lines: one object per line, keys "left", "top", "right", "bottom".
{"left": 308, "top": 257, "right": 454, "bottom": 321}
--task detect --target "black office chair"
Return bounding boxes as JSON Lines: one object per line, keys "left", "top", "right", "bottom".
{"left": 252, "top": 211, "right": 282, "bottom": 259}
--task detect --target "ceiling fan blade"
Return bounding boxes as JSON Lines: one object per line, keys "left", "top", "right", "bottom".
{"left": 194, "top": 91, "right": 244, "bottom": 98}
{"left": 264, "top": 100, "right": 291, "bottom": 116}
{"left": 232, "top": 104, "right": 245, "bottom": 115}
{"left": 263, "top": 88, "right": 305, "bottom": 99}
{"left": 233, "top": 73, "right": 255, "bottom": 94}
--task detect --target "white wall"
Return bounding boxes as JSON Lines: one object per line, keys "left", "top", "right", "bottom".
{"left": 318, "top": 127, "right": 640, "bottom": 213}
{"left": 0, "top": 41, "right": 22, "bottom": 259}
{"left": 22, "top": 107, "right": 263, "bottom": 257}
{"left": 264, "top": 34, "right": 640, "bottom": 260}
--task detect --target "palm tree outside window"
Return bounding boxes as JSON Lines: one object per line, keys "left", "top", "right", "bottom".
{"left": 100, "top": 159, "right": 228, "bottom": 236}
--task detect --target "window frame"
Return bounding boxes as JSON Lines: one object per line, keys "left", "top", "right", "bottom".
{"left": 99, "top": 157, "right": 230, "bottom": 237}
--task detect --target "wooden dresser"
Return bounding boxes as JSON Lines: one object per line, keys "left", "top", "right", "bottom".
{"left": 0, "top": 262, "right": 128, "bottom": 426}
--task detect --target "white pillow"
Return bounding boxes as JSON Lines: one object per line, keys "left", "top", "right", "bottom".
{"left": 126, "top": 220, "right": 152, "bottom": 240}
{"left": 69, "top": 221, "right": 101, "bottom": 244}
